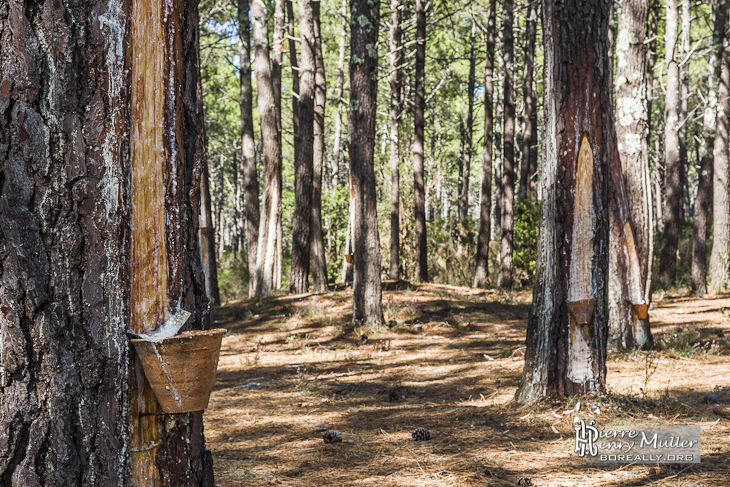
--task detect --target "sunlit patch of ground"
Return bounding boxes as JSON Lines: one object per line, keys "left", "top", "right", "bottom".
{"left": 204, "top": 283, "right": 730, "bottom": 486}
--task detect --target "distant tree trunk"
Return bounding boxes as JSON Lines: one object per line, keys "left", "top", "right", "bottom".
{"left": 498, "top": 0, "right": 515, "bottom": 289}
{"left": 709, "top": 1, "right": 730, "bottom": 290}
{"left": 200, "top": 155, "right": 221, "bottom": 305}
{"left": 610, "top": 0, "right": 653, "bottom": 349}
{"left": 389, "top": 0, "right": 402, "bottom": 280}
{"left": 252, "top": 0, "right": 283, "bottom": 295}
{"left": 517, "top": 1, "right": 538, "bottom": 203}
{"left": 659, "top": 0, "right": 681, "bottom": 285}
{"left": 287, "top": 0, "right": 301, "bottom": 163}
{"left": 350, "top": 0, "right": 384, "bottom": 325}
{"left": 331, "top": 0, "right": 348, "bottom": 188}
{"left": 290, "top": 0, "right": 316, "bottom": 294}
{"left": 474, "top": 0, "right": 497, "bottom": 289}
{"left": 310, "top": 0, "right": 328, "bottom": 292}
{"left": 693, "top": 148, "right": 713, "bottom": 293}
{"left": 0, "top": 0, "right": 214, "bottom": 484}
{"left": 413, "top": 0, "right": 429, "bottom": 282}
{"left": 678, "top": 0, "right": 691, "bottom": 220}
{"left": 516, "top": 0, "right": 615, "bottom": 403}
{"left": 215, "top": 156, "right": 225, "bottom": 259}
{"left": 342, "top": 172, "right": 355, "bottom": 283}
{"left": 459, "top": 22, "right": 477, "bottom": 219}
{"left": 272, "top": 0, "right": 285, "bottom": 292}
{"left": 239, "top": 0, "right": 260, "bottom": 296}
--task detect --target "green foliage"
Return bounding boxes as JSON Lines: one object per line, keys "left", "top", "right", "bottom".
{"left": 512, "top": 196, "right": 540, "bottom": 285}
{"left": 652, "top": 218, "right": 696, "bottom": 290}
{"left": 217, "top": 249, "right": 250, "bottom": 302}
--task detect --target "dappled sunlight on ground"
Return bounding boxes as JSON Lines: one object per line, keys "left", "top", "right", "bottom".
{"left": 204, "top": 284, "right": 730, "bottom": 486}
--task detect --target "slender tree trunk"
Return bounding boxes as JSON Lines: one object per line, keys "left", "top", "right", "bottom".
{"left": 239, "top": 0, "right": 260, "bottom": 296}
{"left": 517, "top": 1, "right": 538, "bottom": 203}
{"left": 0, "top": 0, "right": 214, "bottom": 484}
{"left": 350, "top": 0, "right": 384, "bottom": 325}
{"left": 273, "top": 0, "right": 285, "bottom": 291}
{"left": 459, "top": 21, "right": 477, "bottom": 219}
{"left": 342, "top": 172, "right": 355, "bottom": 283}
{"left": 252, "top": 0, "right": 283, "bottom": 295}
{"left": 678, "top": 0, "right": 691, "bottom": 220}
{"left": 659, "top": 0, "right": 681, "bottom": 285}
{"left": 215, "top": 157, "right": 225, "bottom": 259}
{"left": 498, "top": 0, "right": 515, "bottom": 289}
{"left": 413, "top": 0, "right": 429, "bottom": 282}
{"left": 709, "top": 1, "right": 730, "bottom": 290}
{"left": 309, "top": 0, "right": 328, "bottom": 292}
{"left": 474, "top": 0, "right": 497, "bottom": 289}
{"left": 200, "top": 155, "right": 221, "bottom": 305}
{"left": 332, "top": 0, "right": 348, "bottom": 188}
{"left": 610, "top": 0, "right": 653, "bottom": 348}
{"left": 516, "top": 0, "right": 615, "bottom": 403}
{"left": 389, "top": 0, "right": 402, "bottom": 280}
{"left": 287, "top": 0, "right": 301, "bottom": 165}
{"left": 290, "top": 0, "right": 316, "bottom": 294}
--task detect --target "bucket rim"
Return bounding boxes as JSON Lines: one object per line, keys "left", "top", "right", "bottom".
{"left": 130, "top": 327, "right": 227, "bottom": 345}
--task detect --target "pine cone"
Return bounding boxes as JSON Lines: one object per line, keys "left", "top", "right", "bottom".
{"left": 411, "top": 427, "right": 431, "bottom": 441}
{"left": 322, "top": 430, "right": 342, "bottom": 444}
{"left": 516, "top": 478, "right": 534, "bottom": 487}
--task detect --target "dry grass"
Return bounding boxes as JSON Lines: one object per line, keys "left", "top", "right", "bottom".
{"left": 205, "top": 283, "right": 730, "bottom": 486}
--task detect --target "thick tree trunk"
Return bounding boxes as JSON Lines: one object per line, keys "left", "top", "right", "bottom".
{"left": 459, "top": 22, "right": 477, "bottom": 220}
{"left": 516, "top": 0, "right": 615, "bottom": 403}
{"left": 389, "top": 0, "right": 402, "bottom": 280}
{"left": 239, "top": 0, "right": 261, "bottom": 297}
{"left": 290, "top": 0, "right": 316, "bottom": 294}
{"left": 252, "top": 0, "right": 283, "bottom": 295}
{"left": 517, "top": 1, "right": 538, "bottom": 203}
{"left": 659, "top": 0, "right": 681, "bottom": 285}
{"left": 310, "top": 0, "right": 328, "bottom": 292}
{"left": 498, "top": 0, "right": 515, "bottom": 289}
{"left": 709, "top": 1, "right": 730, "bottom": 290}
{"left": 413, "top": 0, "right": 429, "bottom": 282}
{"left": 473, "top": 0, "right": 497, "bottom": 289}
{"left": 331, "top": 0, "right": 348, "bottom": 188}
{"left": 610, "top": 0, "right": 653, "bottom": 348}
{"left": 0, "top": 0, "right": 213, "bottom": 484}
{"left": 350, "top": 0, "right": 384, "bottom": 326}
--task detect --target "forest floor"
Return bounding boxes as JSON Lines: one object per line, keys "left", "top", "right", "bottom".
{"left": 204, "top": 283, "right": 730, "bottom": 486}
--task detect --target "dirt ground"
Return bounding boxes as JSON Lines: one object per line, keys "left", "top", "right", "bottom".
{"left": 204, "top": 283, "right": 730, "bottom": 486}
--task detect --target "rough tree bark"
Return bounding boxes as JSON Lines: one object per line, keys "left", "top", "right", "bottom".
{"left": 498, "top": 0, "right": 515, "bottom": 289}
{"left": 389, "top": 0, "right": 402, "bottom": 280}
{"left": 350, "top": 0, "right": 384, "bottom": 326}
{"left": 678, "top": 0, "right": 691, "bottom": 220}
{"left": 413, "top": 0, "right": 429, "bottom": 282}
{"left": 309, "top": 0, "right": 328, "bottom": 292}
{"left": 609, "top": 0, "right": 653, "bottom": 349}
{"left": 516, "top": 0, "right": 616, "bottom": 403}
{"left": 252, "top": 0, "right": 283, "bottom": 295}
{"left": 331, "top": 0, "right": 348, "bottom": 188}
{"left": 0, "top": 0, "right": 214, "bottom": 484}
{"left": 200, "top": 153, "right": 221, "bottom": 305}
{"left": 239, "top": 0, "right": 260, "bottom": 297}
{"left": 709, "top": 1, "right": 730, "bottom": 290}
{"left": 517, "top": 0, "right": 538, "bottom": 203}
{"left": 290, "top": 0, "right": 316, "bottom": 294}
{"left": 473, "top": 0, "right": 497, "bottom": 289}
{"left": 659, "top": 0, "right": 681, "bottom": 285}
{"left": 458, "top": 21, "right": 477, "bottom": 220}
{"left": 273, "top": 0, "right": 285, "bottom": 291}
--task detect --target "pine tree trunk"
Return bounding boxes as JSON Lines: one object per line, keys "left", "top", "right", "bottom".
{"left": 516, "top": 0, "right": 615, "bottom": 403}
{"left": 350, "top": 0, "right": 384, "bottom": 325}
{"left": 459, "top": 22, "right": 477, "bottom": 220}
{"left": 239, "top": 0, "right": 261, "bottom": 297}
{"left": 331, "top": 0, "right": 348, "bottom": 188}
{"left": 709, "top": 1, "right": 730, "bottom": 290}
{"left": 389, "top": 0, "right": 402, "bottom": 280}
{"left": 273, "top": 0, "right": 284, "bottom": 132}
{"left": 290, "top": 0, "right": 316, "bottom": 294}
{"left": 678, "top": 0, "right": 691, "bottom": 220}
{"left": 413, "top": 0, "right": 429, "bottom": 282}
{"left": 200, "top": 155, "right": 221, "bottom": 305}
{"left": 0, "top": 0, "right": 214, "bottom": 484}
{"left": 309, "top": 0, "right": 328, "bottom": 292}
{"left": 517, "top": 1, "right": 538, "bottom": 203}
{"left": 659, "top": 0, "right": 681, "bottom": 285}
{"left": 473, "top": 0, "right": 497, "bottom": 289}
{"left": 252, "top": 0, "right": 283, "bottom": 295}
{"left": 692, "top": 0, "right": 723, "bottom": 294}
{"left": 610, "top": 0, "right": 653, "bottom": 349}
{"left": 498, "top": 0, "right": 515, "bottom": 289}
